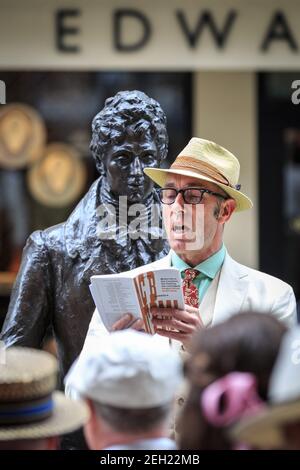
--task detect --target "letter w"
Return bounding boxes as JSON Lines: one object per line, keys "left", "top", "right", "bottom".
{"left": 176, "top": 9, "right": 237, "bottom": 48}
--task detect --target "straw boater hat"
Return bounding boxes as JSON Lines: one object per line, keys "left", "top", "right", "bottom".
{"left": 0, "top": 347, "right": 89, "bottom": 441}
{"left": 144, "top": 137, "right": 253, "bottom": 212}
{"left": 231, "top": 327, "right": 300, "bottom": 449}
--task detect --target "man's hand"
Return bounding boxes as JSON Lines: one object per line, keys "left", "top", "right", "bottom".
{"left": 111, "top": 313, "right": 145, "bottom": 332}
{"left": 151, "top": 304, "right": 203, "bottom": 350}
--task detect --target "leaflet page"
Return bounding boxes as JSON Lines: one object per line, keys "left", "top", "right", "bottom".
{"left": 89, "top": 277, "right": 140, "bottom": 331}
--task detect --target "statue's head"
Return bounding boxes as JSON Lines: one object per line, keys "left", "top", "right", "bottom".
{"left": 90, "top": 90, "right": 168, "bottom": 203}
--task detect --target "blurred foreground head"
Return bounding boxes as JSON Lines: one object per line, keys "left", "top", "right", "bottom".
{"left": 231, "top": 326, "right": 300, "bottom": 450}
{"left": 179, "top": 312, "right": 287, "bottom": 450}
{"left": 66, "top": 330, "right": 183, "bottom": 449}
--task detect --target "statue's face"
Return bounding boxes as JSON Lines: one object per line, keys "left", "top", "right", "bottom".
{"left": 102, "top": 128, "right": 160, "bottom": 203}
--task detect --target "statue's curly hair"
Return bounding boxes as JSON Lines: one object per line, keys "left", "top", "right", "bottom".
{"left": 90, "top": 90, "right": 168, "bottom": 174}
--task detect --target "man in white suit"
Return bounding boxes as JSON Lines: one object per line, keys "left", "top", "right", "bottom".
{"left": 71, "top": 137, "right": 296, "bottom": 360}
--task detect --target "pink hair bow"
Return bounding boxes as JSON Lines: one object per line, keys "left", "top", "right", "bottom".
{"left": 201, "top": 372, "right": 265, "bottom": 427}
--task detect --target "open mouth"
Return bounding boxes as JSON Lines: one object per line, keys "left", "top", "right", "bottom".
{"left": 172, "top": 224, "right": 191, "bottom": 234}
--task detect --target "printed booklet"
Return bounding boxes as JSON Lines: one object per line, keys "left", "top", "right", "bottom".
{"left": 90, "top": 268, "right": 184, "bottom": 334}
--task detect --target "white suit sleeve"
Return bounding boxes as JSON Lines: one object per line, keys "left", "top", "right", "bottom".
{"left": 65, "top": 309, "right": 108, "bottom": 398}
{"left": 271, "top": 285, "right": 297, "bottom": 328}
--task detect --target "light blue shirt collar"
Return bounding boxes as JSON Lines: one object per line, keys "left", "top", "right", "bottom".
{"left": 171, "top": 244, "right": 226, "bottom": 280}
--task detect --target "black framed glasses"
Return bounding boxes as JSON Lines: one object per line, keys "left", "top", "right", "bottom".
{"left": 158, "top": 187, "right": 228, "bottom": 205}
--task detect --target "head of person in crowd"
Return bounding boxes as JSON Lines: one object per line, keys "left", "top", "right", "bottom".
{"left": 144, "top": 137, "right": 253, "bottom": 265}
{"left": 0, "top": 346, "right": 89, "bottom": 450}
{"left": 65, "top": 330, "right": 183, "bottom": 450}
{"left": 231, "top": 326, "right": 300, "bottom": 450}
{"left": 90, "top": 90, "right": 168, "bottom": 204}
{"left": 178, "top": 312, "right": 287, "bottom": 450}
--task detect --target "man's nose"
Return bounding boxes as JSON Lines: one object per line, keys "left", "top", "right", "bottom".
{"left": 132, "top": 157, "right": 143, "bottom": 176}
{"left": 172, "top": 191, "right": 185, "bottom": 211}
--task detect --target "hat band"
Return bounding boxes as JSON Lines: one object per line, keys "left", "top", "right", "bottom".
{"left": 0, "top": 395, "right": 53, "bottom": 426}
{"left": 171, "top": 156, "right": 233, "bottom": 188}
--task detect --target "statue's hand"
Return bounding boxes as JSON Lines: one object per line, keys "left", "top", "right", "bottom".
{"left": 111, "top": 313, "right": 145, "bottom": 332}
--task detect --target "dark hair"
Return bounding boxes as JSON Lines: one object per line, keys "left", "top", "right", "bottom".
{"left": 178, "top": 312, "right": 287, "bottom": 450}
{"left": 90, "top": 90, "right": 168, "bottom": 174}
{"left": 94, "top": 402, "right": 170, "bottom": 433}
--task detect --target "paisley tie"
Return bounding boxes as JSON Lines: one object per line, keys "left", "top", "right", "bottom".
{"left": 182, "top": 268, "right": 200, "bottom": 308}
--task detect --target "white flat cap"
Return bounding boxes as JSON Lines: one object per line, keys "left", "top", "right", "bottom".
{"left": 65, "top": 330, "right": 183, "bottom": 408}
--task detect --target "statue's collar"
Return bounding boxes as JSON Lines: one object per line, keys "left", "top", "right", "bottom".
{"left": 65, "top": 177, "right": 102, "bottom": 260}
{"left": 64, "top": 177, "right": 165, "bottom": 261}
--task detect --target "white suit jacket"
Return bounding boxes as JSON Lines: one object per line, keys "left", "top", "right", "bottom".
{"left": 65, "top": 252, "right": 296, "bottom": 396}
{"left": 88, "top": 250, "right": 296, "bottom": 328}
{"left": 66, "top": 253, "right": 297, "bottom": 400}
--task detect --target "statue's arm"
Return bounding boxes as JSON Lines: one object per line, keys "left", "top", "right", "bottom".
{"left": 0, "top": 231, "right": 53, "bottom": 348}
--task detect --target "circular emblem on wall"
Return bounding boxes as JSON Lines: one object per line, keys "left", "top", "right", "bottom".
{"left": 0, "top": 104, "right": 46, "bottom": 169}
{"left": 27, "top": 143, "right": 87, "bottom": 207}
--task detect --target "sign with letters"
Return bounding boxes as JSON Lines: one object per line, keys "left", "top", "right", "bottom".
{"left": 0, "top": 0, "right": 300, "bottom": 69}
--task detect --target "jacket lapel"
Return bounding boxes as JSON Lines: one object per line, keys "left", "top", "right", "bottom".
{"left": 212, "top": 253, "right": 250, "bottom": 325}
{"left": 65, "top": 178, "right": 101, "bottom": 261}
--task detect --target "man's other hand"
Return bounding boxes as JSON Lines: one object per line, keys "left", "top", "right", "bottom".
{"left": 151, "top": 305, "right": 203, "bottom": 350}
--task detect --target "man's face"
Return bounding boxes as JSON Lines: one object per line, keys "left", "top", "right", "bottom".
{"left": 162, "top": 174, "right": 227, "bottom": 257}
{"left": 102, "top": 126, "right": 159, "bottom": 203}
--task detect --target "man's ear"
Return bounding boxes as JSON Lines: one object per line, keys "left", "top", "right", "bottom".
{"left": 83, "top": 399, "right": 101, "bottom": 450}
{"left": 218, "top": 198, "right": 236, "bottom": 224}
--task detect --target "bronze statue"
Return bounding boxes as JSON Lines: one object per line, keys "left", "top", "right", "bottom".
{"left": 1, "top": 90, "right": 169, "bottom": 381}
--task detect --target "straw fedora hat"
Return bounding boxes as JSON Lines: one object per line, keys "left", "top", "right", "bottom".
{"left": 0, "top": 346, "right": 89, "bottom": 441}
{"left": 144, "top": 137, "right": 253, "bottom": 212}
{"left": 230, "top": 327, "right": 300, "bottom": 449}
